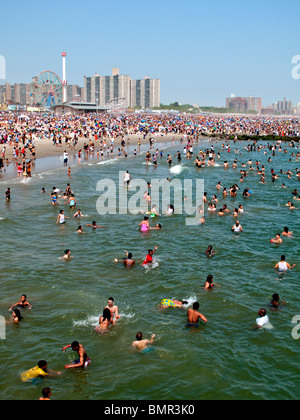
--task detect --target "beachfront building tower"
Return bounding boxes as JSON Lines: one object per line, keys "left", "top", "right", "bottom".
{"left": 131, "top": 77, "right": 160, "bottom": 109}
{"left": 226, "top": 96, "right": 262, "bottom": 114}
{"left": 84, "top": 68, "right": 160, "bottom": 109}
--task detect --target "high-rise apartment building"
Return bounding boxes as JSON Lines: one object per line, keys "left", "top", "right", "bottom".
{"left": 131, "top": 77, "right": 160, "bottom": 109}
{"left": 84, "top": 68, "right": 160, "bottom": 109}
{"left": 226, "top": 96, "right": 262, "bottom": 114}
{"left": 273, "top": 97, "right": 293, "bottom": 114}
{"left": 67, "top": 84, "right": 84, "bottom": 102}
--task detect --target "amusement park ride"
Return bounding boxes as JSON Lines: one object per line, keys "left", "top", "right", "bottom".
{"left": 0, "top": 53, "right": 128, "bottom": 112}
{"left": 31, "top": 52, "right": 67, "bottom": 107}
{"left": 31, "top": 69, "right": 64, "bottom": 107}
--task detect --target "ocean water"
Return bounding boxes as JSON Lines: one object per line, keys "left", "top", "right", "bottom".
{"left": 0, "top": 138, "right": 299, "bottom": 400}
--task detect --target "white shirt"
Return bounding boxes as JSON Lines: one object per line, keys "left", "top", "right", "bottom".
{"left": 256, "top": 315, "right": 269, "bottom": 327}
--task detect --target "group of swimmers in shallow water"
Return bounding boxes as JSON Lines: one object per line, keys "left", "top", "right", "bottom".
{"left": 5, "top": 136, "right": 299, "bottom": 399}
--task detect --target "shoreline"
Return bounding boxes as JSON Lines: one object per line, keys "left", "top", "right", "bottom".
{"left": 2, "top": 133, "right": 184, "bottom": 161}
{"left": 1, "top": 130, "right": 299, "bottom": 182}
{"left": 0, "top": 136, "right": 179, "bottom": 182}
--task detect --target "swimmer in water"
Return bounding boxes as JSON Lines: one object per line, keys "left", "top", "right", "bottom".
{"left": 39, "top": 387, "right": 51, "bottom": 400}
{"left": 86, "top": 221, "right": 104, "bottom": 229}
{"left": 51, "top": 193, "right": 60, "bottom": 206}
{"left": 165, "top": 204, "right": 174, "bottom": 215}
{"left": 150, "top": 205, "right": 160, "bottom": 217}
{"left": 59, "top": 249, "right": 72, "bottom": 261}
{"left": 187, "top": 302, "right": 207, "bottom": 325}
{"left": 150, "top": 223, "right": 162, "bottom": 230}
{"left": 62, "top": 341, "right": 91, "bottom": 369}
{"left": 274, "top": 255, "right": 295, "bottom": 271}
{"left": 269, "top": 293, "right": 286, "bottom": 309}
{"left": 255, "top": 308, "right": 269, "bottom": 328}
{"left": 21, "top": 360, "right": 61, "bottom": 383}
{"left": 282, "top": 226, "right": 293, "bottom": 237}
{"left": 114, "top": 250, "right": 135, "bottom": 267}
{"left": 73, "top": 209, "right": 83, "bottom": 218}
{"left": 231, "top": 221, "right": 243, "bottom": 233}
{"left": 9, "top": 294, "right": 32, "bottom": 311}
{"left": 139, "top": 216, "right": 150, "bottom": 232}
{"left": 105, "top": 297, "right": 121, "bottom": 322}
{"left": 56, "top": 209, "right": 69, "bottom": 224}
{"left": 10, "top": 308, "right": 23, "bottom": 323}
{"left": 204, "top": 274, "right": 220, "bottom": 290}
{"left": 65, "top": 194, "right": 76, "bottom": 208}
{"left": 270, "top": 233, "right": 282, "bottom": 244}
{"left": 160, "top": 299, "right": 188, "bottom": 308}
{"left": 142, "top": 246, "right": 158, "bottom": 266}
{"left": 77, "top": 225, "right": 83, "bottom": 233}
{"left": 205, "top": 246, "right": 215, "bottom": 258}
{"left": 132, "top": 332, "right": 155, "bottom": 351}
{"left": 95, "top": 307, "right": 117, "bottom": 333}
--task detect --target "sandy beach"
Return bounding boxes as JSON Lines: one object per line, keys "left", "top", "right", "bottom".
{"left": 2, "top": 131, "right": 184, "bottom": 162}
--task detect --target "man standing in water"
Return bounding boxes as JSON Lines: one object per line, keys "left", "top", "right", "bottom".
{"left": 62, "top": 341, "right": 91, "bottom": 369}
{"left": 123, "top": 170, "right": 132, "bottom": 187}
{"left": 274, "top": 255, "right": 296, "bottom": 271}
{"left": 63, "top": 150, "right": 69, "bottom": 166}
{"left": 105, "top": 297, "right": 121, "bottom": 322}
{"left": 187, "top": 302, "right": 208, "bottom": 325}
{"left": 132, "top": 332, "right": 155, "bottom": 351}
{"left": 231, "top": 220, "right": 243, "bottom": 233}
{"left": 114, "top": 251, "right": 135, "bottom": 267}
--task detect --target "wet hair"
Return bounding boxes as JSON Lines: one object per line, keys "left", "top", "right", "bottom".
{"left": 281, "top": 255, "right": 286, "bottom": 261}
{"left": 180, "top": 300, "right": 188, "bottom": 305}
{"left": 64, "top": 249, "right": 70, "bottom": 255}
{"left": 283, "top": 227, "right": 289, "bottom": 233}
{"left": 136, "top": 332, "right": 143, "bottom": 341}
{"left": 128, "top": 253, "right": 133, "bottom": 259}
{"left": 272, "top": 293, "right": 279, "bottom": 302}
{"left": 206, "top": 275, "right": 213, "bottom": 283}
{"left": 71, "top": 341, "right": 79, "bottom": 349}
{"left": 42, "top": 387, "right": 51, "bottom": 398}
{"left": 13, "top": 308, "right": 23, "bottom": 321}
{"left": 102, "top": 308, "right": 111, "bottom": 322}
{"left": 108, "top": 297, "right": 114, "bottom": 302}
{"left": 193, "top": 302, "right": 200, "bottom": 310}
{"left": 38, "top": 360, "right": 47, "bottom": 369}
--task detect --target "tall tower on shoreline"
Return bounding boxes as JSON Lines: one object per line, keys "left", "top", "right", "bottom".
{"left": 62, "top": 52, "right": 67, "bottom": 103}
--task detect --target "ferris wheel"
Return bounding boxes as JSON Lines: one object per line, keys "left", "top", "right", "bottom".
{"left": 31, "top": 70, "right": 63, "bottom": 107}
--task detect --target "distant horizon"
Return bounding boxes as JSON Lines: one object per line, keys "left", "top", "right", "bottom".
{"left": 1, "top": 0, "right": 300, "bottom": 107}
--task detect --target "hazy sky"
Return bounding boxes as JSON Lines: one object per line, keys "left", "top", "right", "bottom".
{"left": 1, "top": 0, "right": 300, "bottom": 106}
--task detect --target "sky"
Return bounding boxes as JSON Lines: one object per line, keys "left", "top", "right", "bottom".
{"left": 1, "top": 0, "right": 300, "bottom": 107}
